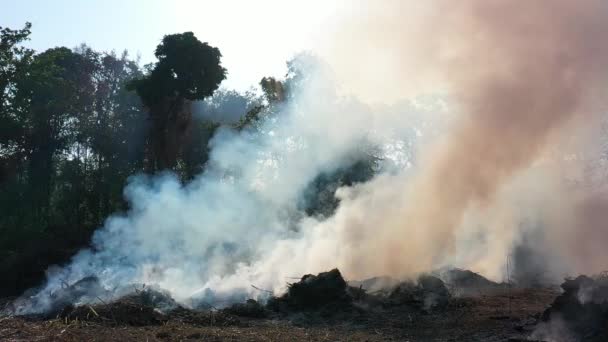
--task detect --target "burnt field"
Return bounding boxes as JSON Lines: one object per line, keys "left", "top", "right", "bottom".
{"left": 0, "top": 290, "right": 556, "bottom": 342}
{"left": 0, "top": 269, "right": 587, "bottom": 342}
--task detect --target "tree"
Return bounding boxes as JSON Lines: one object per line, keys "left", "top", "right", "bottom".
{"left": 260, "top": 77, "right": 285, "bottom": 103}
{"left": 234, "top": 78, "right": 284, "bottom": 130}
{"left": 128, "top": 32, "right": 226, "bottom": 171}
{"left": 179, "top": 120, "right": 220, "bottom": 180}
{"left": 235, "top": 53, "right": 323, "bottom": 131}
{"left": 0, "top": 22, "right": 34, "bottom": 183}
{"left": 0, "top": 43, "right": 98, "bottom": 296}
{"left": 0, "top": 27, "right": 148, "bottom": 296}
{"left": 15, "top": 47, "right": 96, "bottom": 224}
{"left": 300, "top": 147, "right": 380, "bottom": 218}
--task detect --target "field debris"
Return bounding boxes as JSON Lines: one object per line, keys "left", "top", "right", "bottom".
{"left": 0, "top": 268, "right": 566, "bottom": 341}
{"left": 15, "top": 268, "right": 608, "bottom": 342}
{"left": 56, "top": 288, "right": 242, "bottom": 327}
{"left": 439, "top": 268, "right": 504, "bottom": 296}
{"left": 267, "top": 269, "right": 352, "bottom": 312}
{"left": 223, "top": 299, "right": 268, "bottom": 318}
{"left": 266, "top": 269, "right": 452, "bottom": 316}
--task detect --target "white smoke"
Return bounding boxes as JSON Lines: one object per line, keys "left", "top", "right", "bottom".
{"left": 14, "top": 56, "right": 447, "bottom": 313}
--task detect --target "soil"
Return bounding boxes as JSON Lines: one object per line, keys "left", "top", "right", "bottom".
{"left": 0, "top": 287, "right": 558, "bottom": 341}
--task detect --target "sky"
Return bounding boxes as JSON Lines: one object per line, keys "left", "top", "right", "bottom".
{"left": 1, "top": 0, "right": 348, "bottom": 91}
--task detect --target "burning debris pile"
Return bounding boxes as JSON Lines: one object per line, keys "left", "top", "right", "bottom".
{"left": 58, "top": 299, "right": 164, "bottom": 326}
{"left": 223, "top": 299, "right": 268, "bottom": 318}
{"left": 534, "top": 275, "right": 608, "bottom": 341}
{"left": 55, "top": 287, "right": 241, "bottom": 327}
{"left": 267, "top": 269, "right": 451, "bottom": 317}
{"left": 4, "top": 268, "right": 582, "bottom": 341}
{"left": 40, "top": 276, "right": 109, "bottom": 316}
{"left": 267, "top": 269, "right": 352, "bottom": 312}
{"left": 6, "top": 276, "right": 181, "bottom": 318}
{"left": 5, "top": 268, "right": 459, "bottom": 327}
{"left": 5, "top": 276, "right": 242, "bottom": 328}
{"left": 385, "top": 275, "right": 450, "bottom": 312}
{"left": 17, "top": 267, "right": 608, "bottom": 342}
{"left": 58, "top": 296, "right": 241, "bottom": 327}
{"left": 440, "top": 268, "right": 504, "bottom": 296}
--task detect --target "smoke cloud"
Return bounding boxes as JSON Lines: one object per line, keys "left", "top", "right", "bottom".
{"left": 13, "top": 0, "right": 608, "bottom": 313}
{"left": 313, "top": 0, "right": 608, "bottom": 280}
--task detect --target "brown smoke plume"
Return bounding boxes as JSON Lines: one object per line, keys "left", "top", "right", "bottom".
{"left": 313, "top": 0, "right": 608, "bottom": 279}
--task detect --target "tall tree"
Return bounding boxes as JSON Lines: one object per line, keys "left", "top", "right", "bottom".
{"left": 128, "top": 32, "right": 226, "bottom": 171}
{"left": 0, "top": 22, "right": 33, "bottom": 183}
{"left": 15, "top": 47, "right": 96, "bottom": 224}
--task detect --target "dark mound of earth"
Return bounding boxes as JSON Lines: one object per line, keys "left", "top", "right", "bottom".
{"left": 535, "top": 275, "right": 608, "bottom": 342}
{"left": 387, "top": 274, "right": 450, "bottom": 311}
{"left": 440, "top": 268, "right": 504, "bottom": 295}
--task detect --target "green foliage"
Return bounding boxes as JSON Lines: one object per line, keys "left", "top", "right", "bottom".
{"left": 235, "top": 53, "right": 321, "bottom": 131}
{"left": 0, "top": 24, "right": 152, "bottom": 296}
{"left": 179, "top": 120, "right": 220, "bottom": 180}
{"left": 128, "top": 32, "right": 226, "bottom": 106}
{"left": 0, "top": 22, "right": 34, "bottom": 179}
{"left": 260, "top": 77, "right": 285, "bottom": 103}
{"left": 127, "top": 32, "right": 226, "bottom": 171}
{"left": 233, "top": 77, "right": 285, "bottom": 131}
{"left": 235, "top": 104, "right": 265, "bottom": 131}
{"left": 300, "top": 148, "right": 380, "bottom": 218}
{"left": 0, "top": 22, "right": 34, "bottom": 107}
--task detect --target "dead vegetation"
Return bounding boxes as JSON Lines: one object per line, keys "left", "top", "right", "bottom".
{"left": 0, "top": 269, "right": 583, "bottom": 341}
{"left": 222, "top": 299, "right": 268, "bottom": 319}
{"left": 267, "top": 269, "right": 352, "bottom": 312}
{"left": 56, "top": 290, "right": 242, "bottom": 328}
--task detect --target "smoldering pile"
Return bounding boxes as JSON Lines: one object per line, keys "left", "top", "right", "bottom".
{"left": 533, "top": 274, "right": 608, "bottom": 342}
{"left": 266, "top": 268, "right": 453, "bottom": 316}
{"left": 4, "top": 277, "right": 241, "bottom": 327}
{"left": 17, "top": 266, "right": 605, "bottom": 342}
{"left": 3, "top": 268, "right": 464, "bottom": 327}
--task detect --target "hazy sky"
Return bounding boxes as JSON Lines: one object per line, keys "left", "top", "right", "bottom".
{"left": 1, "top": 0, "right": 347, "bottom": 91}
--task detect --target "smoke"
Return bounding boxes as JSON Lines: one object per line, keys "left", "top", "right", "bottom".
{"left": 14, "top": 56, "right": 437, "bottom": 313}
{"left": 192, "top": 88, "right": 259, "bottom": 124}
{"left": 13, "top": 1, "right": 608, "bottom": 314}
{"left": 311, "top": 0, "right": 608, "bottom": 280}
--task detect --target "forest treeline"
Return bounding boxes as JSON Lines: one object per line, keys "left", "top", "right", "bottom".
{"left": 0, "top": 23, "right": 266, "bottom": 296}
{"left": 0, "top": 23, "right": 377, "bottom": 297}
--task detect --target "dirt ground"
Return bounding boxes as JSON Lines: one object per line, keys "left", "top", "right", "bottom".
{"left": 0, "top": 288, "right": 558, "bottom": 342}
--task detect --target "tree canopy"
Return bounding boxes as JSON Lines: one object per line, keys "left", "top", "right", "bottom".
{"left": 128, "top": 32, "right": 226, "bottom": 171}
{"left": 128, "top": 32, "right": 226, "bottom": 106}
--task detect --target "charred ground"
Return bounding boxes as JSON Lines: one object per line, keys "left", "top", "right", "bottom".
{"left": 2, "top": 268, "right": 594, "bottom": 342}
